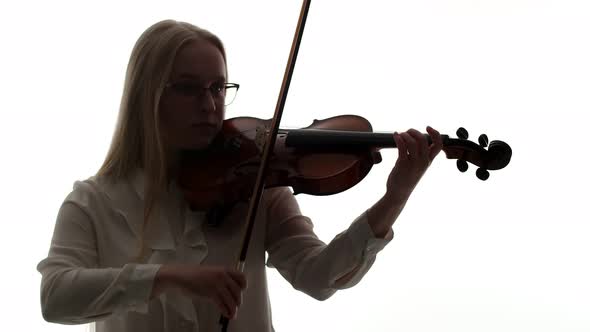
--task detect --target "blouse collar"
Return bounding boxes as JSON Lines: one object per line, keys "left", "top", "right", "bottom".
{"left": 126, "top": 168, "right": 206, "bottom": 250}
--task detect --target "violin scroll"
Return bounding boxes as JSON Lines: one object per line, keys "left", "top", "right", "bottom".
{"left": 443, "top": 127, "right": 512, "bottom": 181}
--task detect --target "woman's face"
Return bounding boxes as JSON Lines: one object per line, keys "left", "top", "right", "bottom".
{"left": 159, "top": 39, "right": 227, "bottom": 151}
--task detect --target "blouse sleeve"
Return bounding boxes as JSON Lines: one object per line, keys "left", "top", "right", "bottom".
{"left": 36, "top": 183, "right": 161, "bottom": 324}
{"left": 264, "top": 187, "right": 393, "bottom": 301}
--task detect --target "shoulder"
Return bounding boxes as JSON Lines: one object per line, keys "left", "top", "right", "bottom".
{"left": 263, "top": 186, "right": 294, "bottom": 199}
{"left": 64, "top": 176, "right": 103, "bottom": 205}
{"left": 64, "top": 174, "right": 131, "bottom": 213}
{"left": 263, "top": 186, "right": 297, "bottom": 209}
{"left": 262, "top": 186, "right": 306, "bottom": 220}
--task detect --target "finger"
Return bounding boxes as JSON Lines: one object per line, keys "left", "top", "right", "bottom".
{"left": 393, "top": 132, "right": 408, "bottom": 161}
{"left": 212, "top": 296, "right": 231, "bottom": 319}
{"left": 218, "top": 284, "right": 236, "bottom": 318}
{"left": 408, "top": 128, "right": 428, "bottom": 158}
{"left": 401, "top": 132, "right": 417, "bottom": 158}
{"left": 225, "top": 274, "right": 243, "bottom": 306}
{"left": 228, "top": 270, "right": 248, "bottom": 290}
{"left": 426, "top": 126, "right": 443, "bottom": 160}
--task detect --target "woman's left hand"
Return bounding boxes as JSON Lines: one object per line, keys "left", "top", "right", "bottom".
{"left": 386, "top": 126, "right": 443, "bottom": 200}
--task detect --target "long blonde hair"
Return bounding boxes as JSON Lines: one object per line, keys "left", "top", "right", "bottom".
{"left": 96, "top": 19, "right": 227, "bottom": 260}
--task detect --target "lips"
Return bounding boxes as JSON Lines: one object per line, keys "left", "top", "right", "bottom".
{"left": 191, "top": 123, "right": 217, "bottom": 128}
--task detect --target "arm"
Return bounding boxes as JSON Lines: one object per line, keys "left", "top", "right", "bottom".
{"left": 362, "top": 126, "right": 444, "bottom": 238}
{"left": 37, "top": 200, "right": 160, "bottom": 324}
{"left": 337, "top": 126, "right": 444, "bottom": 283}
{"left": 264, "top": 187, "right": 393, "bottom": 301}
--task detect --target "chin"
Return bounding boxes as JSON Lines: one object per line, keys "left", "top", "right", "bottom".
{"left": 185, "top": 137, "right": 215, "bottom": 151}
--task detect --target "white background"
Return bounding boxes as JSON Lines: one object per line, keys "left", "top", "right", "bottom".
{"left": 1, "top": 0, "right": 589, "bottom": 331}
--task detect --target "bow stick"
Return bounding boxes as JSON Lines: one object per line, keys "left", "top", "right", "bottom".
{"left": 219, "top": 0, "right": 312, "bottom": 330}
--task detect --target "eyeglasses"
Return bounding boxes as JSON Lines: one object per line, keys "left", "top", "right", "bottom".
{"left": 165, "top": 81, "right": 240, "bottom": 106}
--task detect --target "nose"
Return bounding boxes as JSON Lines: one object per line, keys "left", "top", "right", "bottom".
{"left": 199, "top": 89, "right": 217, "bottom": 113}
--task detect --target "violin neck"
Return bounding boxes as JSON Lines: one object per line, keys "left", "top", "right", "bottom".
{"left": 282, "top": 128, "right": 443, "bottom": 150}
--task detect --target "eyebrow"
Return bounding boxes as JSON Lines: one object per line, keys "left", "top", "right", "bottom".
{"left": 177, "top": 73, "right": 226, "bottom": 81}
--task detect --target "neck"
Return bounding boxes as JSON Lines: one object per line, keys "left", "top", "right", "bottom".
{"left": 282, "top": 128, "right": 397, "bottom": 150}
{"left": 164, "top": 148, "right": 181, "bottom": 180}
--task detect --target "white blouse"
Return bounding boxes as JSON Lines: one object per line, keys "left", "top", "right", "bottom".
{"left": 37, "top": 169, "right": 393, "bottom": 332}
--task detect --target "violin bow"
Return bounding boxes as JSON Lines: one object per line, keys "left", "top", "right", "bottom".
{"left": 219, "top": 0, "right": 312, "bottom": 330}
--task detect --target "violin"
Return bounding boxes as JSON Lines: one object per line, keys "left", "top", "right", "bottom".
{"left": 177, "top": 114, "right": 512, "bottom": 214}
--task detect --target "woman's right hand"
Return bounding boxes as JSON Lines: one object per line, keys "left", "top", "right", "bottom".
{"left": 152, "top": 264, "right": 247, "bottom": 319}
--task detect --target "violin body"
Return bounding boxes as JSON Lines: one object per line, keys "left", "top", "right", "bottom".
{"left": 178, "top": 114, "right": 384, "bottom": 211}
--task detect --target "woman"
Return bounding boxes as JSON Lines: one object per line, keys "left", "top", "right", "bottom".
{"left": 37, "top": 19, "right": 443, "bottom": 332}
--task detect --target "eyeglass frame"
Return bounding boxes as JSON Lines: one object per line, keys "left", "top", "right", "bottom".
{"left": 164, "top": 81, "right": 240, "bottom": 106}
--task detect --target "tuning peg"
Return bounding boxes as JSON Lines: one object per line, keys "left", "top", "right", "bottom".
{"left": 456, "top": 127, "right": 469, "bottom": 140}
{"left": 478, "top": 134, "right": 489, "bottom": 148}
{"left": 476, "top": 168, "right": 490, "bottom": 181}
{"left": 457, "top": 160, "right": 468, "bottom": 172}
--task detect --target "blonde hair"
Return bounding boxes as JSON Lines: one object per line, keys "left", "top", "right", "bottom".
{"left": 96, "top": 19, "right": 227, "bottom": 260}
